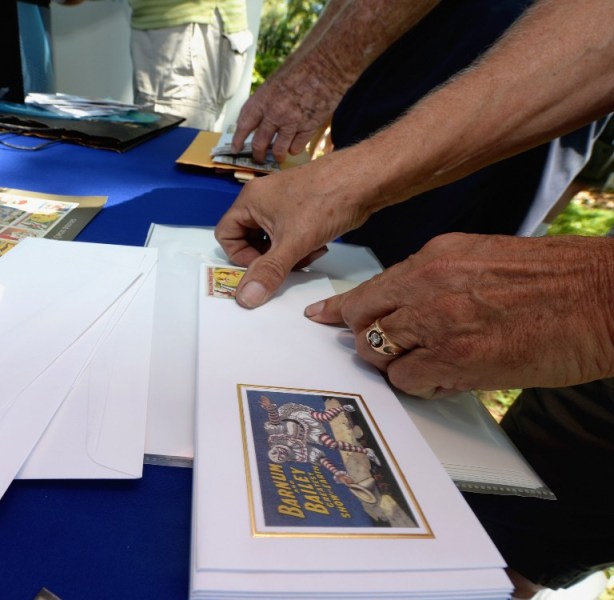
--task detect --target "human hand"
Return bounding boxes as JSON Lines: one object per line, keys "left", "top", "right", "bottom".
{"left": 215, "top": 150, "right": 376, "bottom": 308}
{"left": 231, "top": 52, "right": 345, "bottom": 164}
{"left": 304, "top": 233, "right": 614, "bottom": 397}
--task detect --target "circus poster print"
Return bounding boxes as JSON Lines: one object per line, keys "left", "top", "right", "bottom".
{"left": 238, "top": 384, "right": 432, "bottom": 538}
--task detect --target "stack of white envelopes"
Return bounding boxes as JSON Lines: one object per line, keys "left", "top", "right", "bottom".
{"left": 399, "top": 392, "right": 554, "bottom": 498}
{"left": 0, "top": 238, "right": 157, "bottom": 498}
{"left": 145, "top": 224, "right": 550, "bottom": 503}
{"left": 191, "top": 265, "right": 513, "bottom": 600}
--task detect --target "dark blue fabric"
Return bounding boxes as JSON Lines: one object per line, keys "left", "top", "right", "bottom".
{"left": 333, "top": 0, "right": 553, "bottom": 266}
{"left": 0, "top": 127, "right": 241, "bottom": 600}
{"left": 0, "top": 466, "right": 193, "bottom": 600}
{"left": 0, "top": 127, "right": 241, "bottom": 246}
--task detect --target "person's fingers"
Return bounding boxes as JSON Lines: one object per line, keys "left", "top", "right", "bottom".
{"left": 294, "top": 245, "right": 329, "bottom": 269}
{"left": 215, "top": 206, "right": 267, "bottom": 267}
{"left": 231, "top": 106, "right": 263, "bottom": 154}
{"left": 234, "top": 251, "right": 296, "bottom": 309}
{"left": 354, "top": 313, "right": 421, "bottom": 371}
{"left": 270, "top": 129, "right": 296, "bottom": 165}
{"left": 234, "top": 243, "right": 332, "bottom": 309}
{"left": 251, "top": 120, "right": 283, "bottom": 163}
{"left": 223, "top": 239, "right": 264, "bottom": 268}
{"left": 385, "top": 347, "right": 473, "bottom": 399}
{"left": 304, "top": 267, "right": 405, "bottom": 329}
{"left": 305, "top": 286, "right": 467, "bottom": 398}
{"left": 305, "top": 291, "right": 471, "bottom": 398}
{"left": 289, "top": 131, "right": 317, "bottom": 157}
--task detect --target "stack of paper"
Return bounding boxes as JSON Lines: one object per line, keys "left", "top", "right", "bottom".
{"left": 398, "top": 393, "right": 554, "bottom": 498}
{"left": 25, "top": 93, "right": 141, "bottom": 120}
{"left": 143, "top": 224, "right": 385, "bottom": 463}
{"left": 190, "top": 265, "right": 512, "bottom": 599}
{"left": 145, "top": 224, "right": 551, "bottom": 500}
{"left": 176, "top": 130, "right": 308, "bottom": 182}
{"left": 210, "top": 125, "right": 280, "bottom": 174}
{"left": 0, "top": 238, "right": 157, "bottom": 499}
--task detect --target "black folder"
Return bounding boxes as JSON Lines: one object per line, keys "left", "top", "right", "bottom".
{"left": 0, "top": 110, "right": 185, "bottom": 152}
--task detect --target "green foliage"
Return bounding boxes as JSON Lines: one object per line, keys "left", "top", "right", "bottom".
{"left": 252, "top": 0, "right": 326, "bottom": 90}
{"left": 600, "top": 567, "right": 614, "bottom": 600}
{"left": 474, "top": 389, "right": 521, "bottom": 422}
{"left": 547, "top": 199, "right": 614, "bottom": 236}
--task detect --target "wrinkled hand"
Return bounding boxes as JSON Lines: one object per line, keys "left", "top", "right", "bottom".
{"left": 231, "top": 54, "right": 345, "bottom": 164}
{"left": 305, "top": 233, "right": 614, "bottom": 397}
{"left": 215, "top": 151, "right": 374, "bottom": 308}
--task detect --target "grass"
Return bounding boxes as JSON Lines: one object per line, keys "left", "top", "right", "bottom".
{"left": 602, "top": 569, "right": 614, "bottom": 600}
{"left": 548, "top": 191, "right": 614, "bottom": 236}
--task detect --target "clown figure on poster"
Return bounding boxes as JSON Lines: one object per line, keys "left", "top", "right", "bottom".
{"left": 259, "top": 395, "right": 381, "bottom": 487}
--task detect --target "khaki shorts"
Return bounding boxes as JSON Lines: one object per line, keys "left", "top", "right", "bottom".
{"left": 130, "top": 9, "right": 252, "bottom": 130}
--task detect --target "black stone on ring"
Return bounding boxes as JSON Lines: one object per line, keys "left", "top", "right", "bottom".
{"left": 366, "top": 320, "right": 404, "bottom": 356}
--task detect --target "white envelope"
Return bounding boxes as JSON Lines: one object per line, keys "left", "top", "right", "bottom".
{"left": 144, "top": 224, "right": 383, "bottom": 461}
{"left": 0, "top": 238, "right": 157, "bottom": 493}
{"left": 191, "top": 266, "right": 510, "bottom": 598}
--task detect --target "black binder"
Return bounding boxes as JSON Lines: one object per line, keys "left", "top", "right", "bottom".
{"left": 0, "top": 111, "right": 185, "bottom": 152}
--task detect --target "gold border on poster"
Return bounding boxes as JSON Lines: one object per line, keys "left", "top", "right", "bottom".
{"left": 237, "top": 383, "right": 434, "bottom": 540}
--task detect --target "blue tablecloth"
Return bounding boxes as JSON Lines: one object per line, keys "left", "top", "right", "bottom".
{"left": 0, "top": 127, "right": 242, "bottom": 600}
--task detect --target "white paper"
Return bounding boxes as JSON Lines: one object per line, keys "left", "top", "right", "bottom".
{"left": 17, "top": 242, "right": 157, "bottom": 479}
{"left": 145, "top": 224, "right": 546, "bottom": 500}
{"left": 0, "top": 238, "right": 157, "bottom": 493}
{"left": 193, "top": 267, "right": 507, "bottom": 576}
{"left": 144, "top": 224, "right": 382, "bottom": 461}
{"left": 398, "top": 392, "right": 553, "bottom": 497}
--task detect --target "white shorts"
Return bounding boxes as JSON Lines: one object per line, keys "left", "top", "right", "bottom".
{"left": 130, "top": 9, "right": 252, "bottom": 130}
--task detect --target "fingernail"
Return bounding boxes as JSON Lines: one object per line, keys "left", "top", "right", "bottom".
{"left": 304, "top": 300, "right": 325, "bottom": 318}
{"left": 237, "top": 281, "right": 267, "bottom": 308}
{"left": 311, "top": 247, "right": 329, "bottom": 261}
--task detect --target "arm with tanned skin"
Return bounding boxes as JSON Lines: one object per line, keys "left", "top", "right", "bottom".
{"left": 231, "top": 0, "right": 441, "bottom": 163}
{"left": 216, "top": 0, "right": 614, "bottom": 311}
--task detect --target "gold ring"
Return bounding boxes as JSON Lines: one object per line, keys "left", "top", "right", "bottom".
{"left": 365, "top": 319, "right": 404, "bottom": 356}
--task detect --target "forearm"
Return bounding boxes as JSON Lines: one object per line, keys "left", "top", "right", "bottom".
{"left": 284, "top": 0, "right": 348, "bottom": 60}
{"left": 586, "top": 238, "right": 614, "bottom": 370}
{"left": 333, "top": 0, "right": 614, "bottom": 216}
{"left": 276, "top": 0, "right": 441, "bottom": 100}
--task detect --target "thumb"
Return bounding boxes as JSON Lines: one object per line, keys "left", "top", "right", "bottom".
{"left": 234, "top": 253, "right": 292, "bottom": 309}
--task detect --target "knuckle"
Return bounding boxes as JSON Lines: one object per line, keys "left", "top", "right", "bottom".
{"left": 251, "top": 138, "right": 269, "bottom": 153}
{"left": 386, "top": 367, "right": 404, "bottom": 390}
{"left": 337, "top": 299, "right": 357, "bottom": 330}
{"left": 255, "top": 255, "right": 290, "bottom": 286}
{"left": 421, "top": 231, "right": 465, "bottom": 256}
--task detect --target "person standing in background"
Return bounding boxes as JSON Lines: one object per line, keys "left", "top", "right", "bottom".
{"left": 128, "top": 0, "right": 253, "bottom": 130}
{"left": 53, "top": 0, "right": 253, "bottom": 129}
